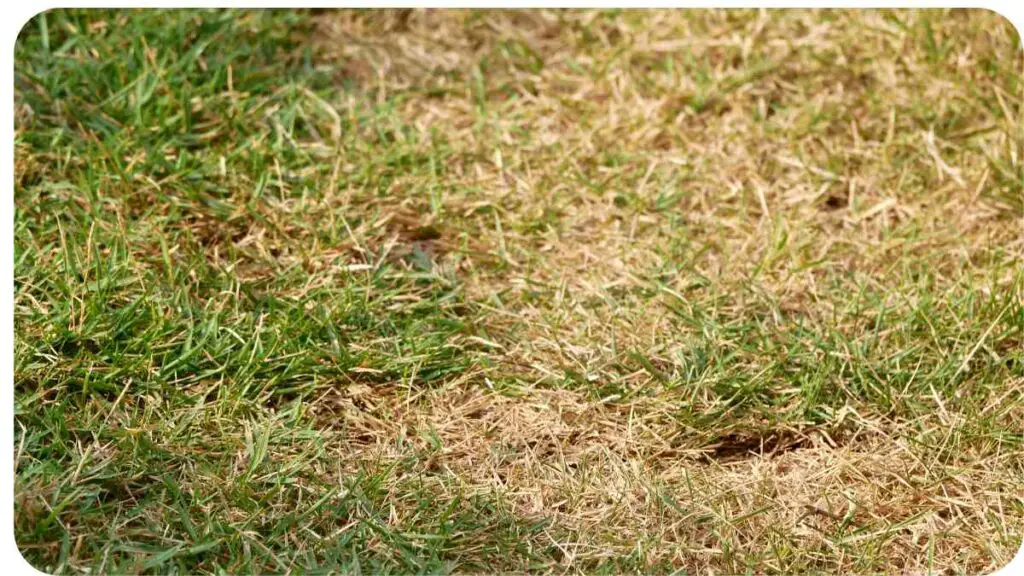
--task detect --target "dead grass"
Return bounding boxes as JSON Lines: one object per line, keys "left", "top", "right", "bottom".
{"left": 307, "top": 8, "right": 1024, "bottom": 572}
{"left": 318, "top": 8, "right": 1021, "bottom": 378}
{"left": 307, "top": 382, "right": 1022, "bottom": 572}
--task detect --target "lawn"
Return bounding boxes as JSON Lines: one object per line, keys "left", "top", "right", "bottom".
{"left": 13, "top": 8, "right": 1024, "bottom": 574}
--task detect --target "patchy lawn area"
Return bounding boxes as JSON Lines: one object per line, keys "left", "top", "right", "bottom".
{"left": 14, "top": 8, "right": 1023, "bottom": 573}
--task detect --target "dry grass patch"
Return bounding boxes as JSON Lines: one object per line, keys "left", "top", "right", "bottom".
{"left": 309, "top": 8, "right": 1024, "bottom": 571}
{"left": 316, "top": 8, "right": 1021, "bottom": 384}
{"left": 312, "top": 383, "right": 1024, "bottom": 572}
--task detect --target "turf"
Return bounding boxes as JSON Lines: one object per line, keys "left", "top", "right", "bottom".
{"left": 13, "top": 8, "right": 1024, "bottom": 574}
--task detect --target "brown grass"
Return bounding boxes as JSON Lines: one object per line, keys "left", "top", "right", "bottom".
{"left": 300, "top": 7, "right": 1024, "bottom": 572}
{"left": 306, "top": 382, "right": 1020, "bottom": 572}
{"left": 318, "top": 7, "right": 1021, "bottom": 372}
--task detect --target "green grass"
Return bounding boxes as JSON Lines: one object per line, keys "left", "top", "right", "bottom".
{"left": 14, "top": 8, "right": 1024, "bottom": 574}
{"left": 14, "top": 9, "right": 536, "bottom": 572}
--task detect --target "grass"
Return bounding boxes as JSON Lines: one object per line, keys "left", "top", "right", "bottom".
{"left": 13, "top": 8, "right": 1024, "bottom": 574}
